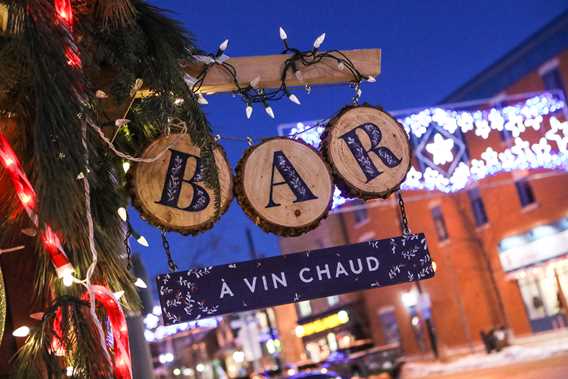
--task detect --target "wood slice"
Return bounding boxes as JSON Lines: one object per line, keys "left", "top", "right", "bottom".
{"left": 130, "top": 134, "right": 233, "bottom": 235}
{"left": 322, "top": 105, "right": 411, "bottom": 199}
{"left": 235, "top": 138, "right": 333, "bottom": 237}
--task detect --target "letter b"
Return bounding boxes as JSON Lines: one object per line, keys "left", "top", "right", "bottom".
{"left": 156, "top": 149, "right": 210, "bottom": 212}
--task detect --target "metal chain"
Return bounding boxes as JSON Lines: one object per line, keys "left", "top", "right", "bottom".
{"left": 124, "top": 229, "right": 133, "bottom": 270}
{"left": 160, "top": 229, "right": 178, "bottom": 272}
{"left": 396, "top": 191, "right": 411, "bottom": 236}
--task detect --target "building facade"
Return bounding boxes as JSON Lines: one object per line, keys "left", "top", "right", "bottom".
{"left": 275, "top": 10, "right": 568, "bottom": 362}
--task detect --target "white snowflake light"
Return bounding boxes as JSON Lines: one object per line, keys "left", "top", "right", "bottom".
{"left": 426, "top": 133, "right": 455, "bottom": 165}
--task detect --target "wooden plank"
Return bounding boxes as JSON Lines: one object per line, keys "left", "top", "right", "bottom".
{"left": 185, "top": 48, "right": 381, "bottom": 94}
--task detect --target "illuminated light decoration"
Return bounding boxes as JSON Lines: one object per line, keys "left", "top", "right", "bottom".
{"left": 144, "top": 317, "right": 220, "bottom": 342}
{"left": 122, "top": 161, "right": 131, "bottom": 173}
{"left": 12, "top": 325, "right": 30, "bottom": 337}
{"left": 546, "top": 117, "right": 568, "bottom": 153}
{"left": 279, "top": 92, "right": 568, "bottom": 198}
{"left": 295, "top": 310, "right": 350, "bottom": 337}
{"left": 54, "top": 0, "right": 73, "bottom": 28}
{"left": 136, "top": 235, "right": 149, "bottom": 247}
{"left": 426, "top": 133, "right": 455, "bottom": 165}
{"left": 83, "top": 285, "right": 132, "bottom": 379}
{"left": 134, "top": 277, "right": 148, "bottom": 288}
{"left": 65, "top": 47, "right": 82, "bottom": 68}
{"left": 117, "top": 207, "right": 128, "bottom": 222}
{"left": 245, "top": 104, "right": 253, "bottom": 119}
{"left": 0, "top": 130, "right": 74, "bottom": 277}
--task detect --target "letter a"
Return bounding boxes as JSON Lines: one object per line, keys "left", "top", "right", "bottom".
{"left": 156, "top": 149, "right": 210, "bottom": 212}
{"left": 266, "top": 151, "right": 318, "bottom": 208}
{"left": 340, "top": 123, "right": 402, "bottom": 182}
{"left": 220, "top": 281, "right": 234, "bottom": 299}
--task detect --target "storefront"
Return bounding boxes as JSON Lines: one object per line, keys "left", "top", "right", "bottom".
{"left": 295, "top": 303, "right": 370, "bottom": 362}
{"left": 499, "top": 216, "right": 568, "bottom": 332}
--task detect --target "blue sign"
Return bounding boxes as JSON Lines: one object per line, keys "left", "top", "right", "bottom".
{"left": 157, "top": 233, "right": 434, "bottom": 325}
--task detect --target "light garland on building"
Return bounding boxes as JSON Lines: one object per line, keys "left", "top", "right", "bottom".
{"left": 280, "top": 92, "right": 568, "bottom": 201}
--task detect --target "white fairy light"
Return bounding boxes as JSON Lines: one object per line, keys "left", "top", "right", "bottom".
{"left": 136, "top": 235, "right": 149, "bottom": 247}
{"left": 313, "top": 33, "right": 326, "bottom": 49}
{"left": 288, "top": 93, "right": 301, "bottom": 105}
{"left": 122, "top": 161, "right": 131, "bottom": 173}
{"left": 279, "top": 26, "right": 288, "bottom": 41}
{"left": 245, "top": 104, "right": 253, "bottom": 119}
{"left": 265, "top": 105, "right": 275, "bottom": 119}
{"left": 366, "top": 76, "right": 376, "bottom": 83}
{"left": 134, "top": 278, "right": 148, "bottom": 288}
{"left": 218, "top": 39, "right": 229, "bottom": 53}
{"left": 197, "top": 93, "right": 208, "bottom": 105}
{"left": 62, "top": 273, "right": 74, "bottom": 287}
{"left": 12, "top": 326, "right": 30, "bottom": 337}
{"left": 113, "top": 291, "right": 125, "bottom": 300}
{"left": 117, "top": 207, "right": 128, "bottom": 222}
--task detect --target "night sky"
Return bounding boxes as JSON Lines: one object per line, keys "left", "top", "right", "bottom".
{"left": 133, "top": 1, "right": 568, "bottom": 297}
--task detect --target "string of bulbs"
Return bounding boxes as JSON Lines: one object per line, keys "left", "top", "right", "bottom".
{"left": 186, "top": 27, "right": 376, "bottom": 119}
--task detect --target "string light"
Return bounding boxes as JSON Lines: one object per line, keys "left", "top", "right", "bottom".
{"left": 12, "top": 326, "right": 30, "bottom": 337}
{"left": 122, "top": 161, "right": 131, "bottom": 173}
{"left": 188, "top": 29, "right": 370, "bottom": 123}
{"left": 288, "top": 93, "right": 301, "bottom": 105}
{"left": 279, "top": 26, "right": 288, "bottom": 49}
{"left": 117, "top": 207, "right": 128, "bottom": 222}
{"left": 134, "top": 278, "right": 148, "bottom": 288}
{"left": 113, "top": 291, "right": 125, "bottom": 300}
{"left": 197, "top": 93, "right": 208, "bottom": 105}
{"left": 62, "top": 272, "right": 74, "bottom": 287}
{"left": 264, "top": 101, "right": 275, "bottom": 119}
{"left": 313, "top": 33, "right": 326, "bottom": 50}
{"left": 280, "top": 92, "right": 567, "bottom": 199}
{"left": 245, "top": 104, "right": 253, "bottom": 119}
{"left": 217, "top": 39, "right": 229, "bottom": 56}
{"left": 136, "top": 235, "right": 149, "bottom": 247}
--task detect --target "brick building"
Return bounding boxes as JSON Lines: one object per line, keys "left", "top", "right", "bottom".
{"left": 275, "top": 10, "right": 568, "bottom": 362}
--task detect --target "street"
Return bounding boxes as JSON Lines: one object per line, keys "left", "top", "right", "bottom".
{"left": 402, "top": 354, "right": 568, "bottom": 379}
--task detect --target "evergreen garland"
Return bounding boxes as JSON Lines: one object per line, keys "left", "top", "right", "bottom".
{"left": 0, "top": 0, "right": 219, "bottom": 376}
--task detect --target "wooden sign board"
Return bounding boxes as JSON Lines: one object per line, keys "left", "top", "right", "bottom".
{"left": 235, "top": 138, "right": 333, "bottom": 236}
{"left": 157, "top": 233, "right": 434, "bottom": 324}
{"left": 323, "top": 105, "right": 411, "bottom": 199}
{"left": 130, "top": 134, "right": 233, "bottom": 235}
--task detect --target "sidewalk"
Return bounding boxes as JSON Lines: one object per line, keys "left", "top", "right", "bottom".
{"left": 400, "top": 329, "right": 568, "bottom": 378}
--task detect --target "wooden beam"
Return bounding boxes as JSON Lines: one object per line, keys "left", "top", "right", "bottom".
{"left": 185, "top": 48, "right": 381, "bottom": 94}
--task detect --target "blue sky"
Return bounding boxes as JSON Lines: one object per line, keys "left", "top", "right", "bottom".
{"left": 133, "top": 1, "right": 568, "bottom": 294}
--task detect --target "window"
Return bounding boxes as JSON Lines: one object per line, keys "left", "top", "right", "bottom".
{"left": 327, "top": 296, "right": 339, "bottom": 306}
{"left": 352, "top": 200, "right": 368, "bottom": 224}
{"left": 541, "top": 66, "right": 566, "bottom": 97}
{"left": 431, "top": 206, "right": 448, "bottom": 241}
{"left": 298, "top": 301, "right": 312, "bottom": 317}
{"left": 515, "top": 177, "right": 536, "bottom": 208}
{"left": 468, "top": 187, "right": 488, "bottom": 226}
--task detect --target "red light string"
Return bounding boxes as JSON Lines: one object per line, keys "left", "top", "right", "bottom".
{"left": 0, "top": 131, "right": 74, "bottom": 278}
{"left": 83, "top": 286, "right": 132, "bottom": 379}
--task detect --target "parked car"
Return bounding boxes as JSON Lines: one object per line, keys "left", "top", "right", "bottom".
{"left": 323, "top": 341, "right": 404, "bottom": 379}
{"left": 286, "top": 369, "right": 343, "bottom": 379}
